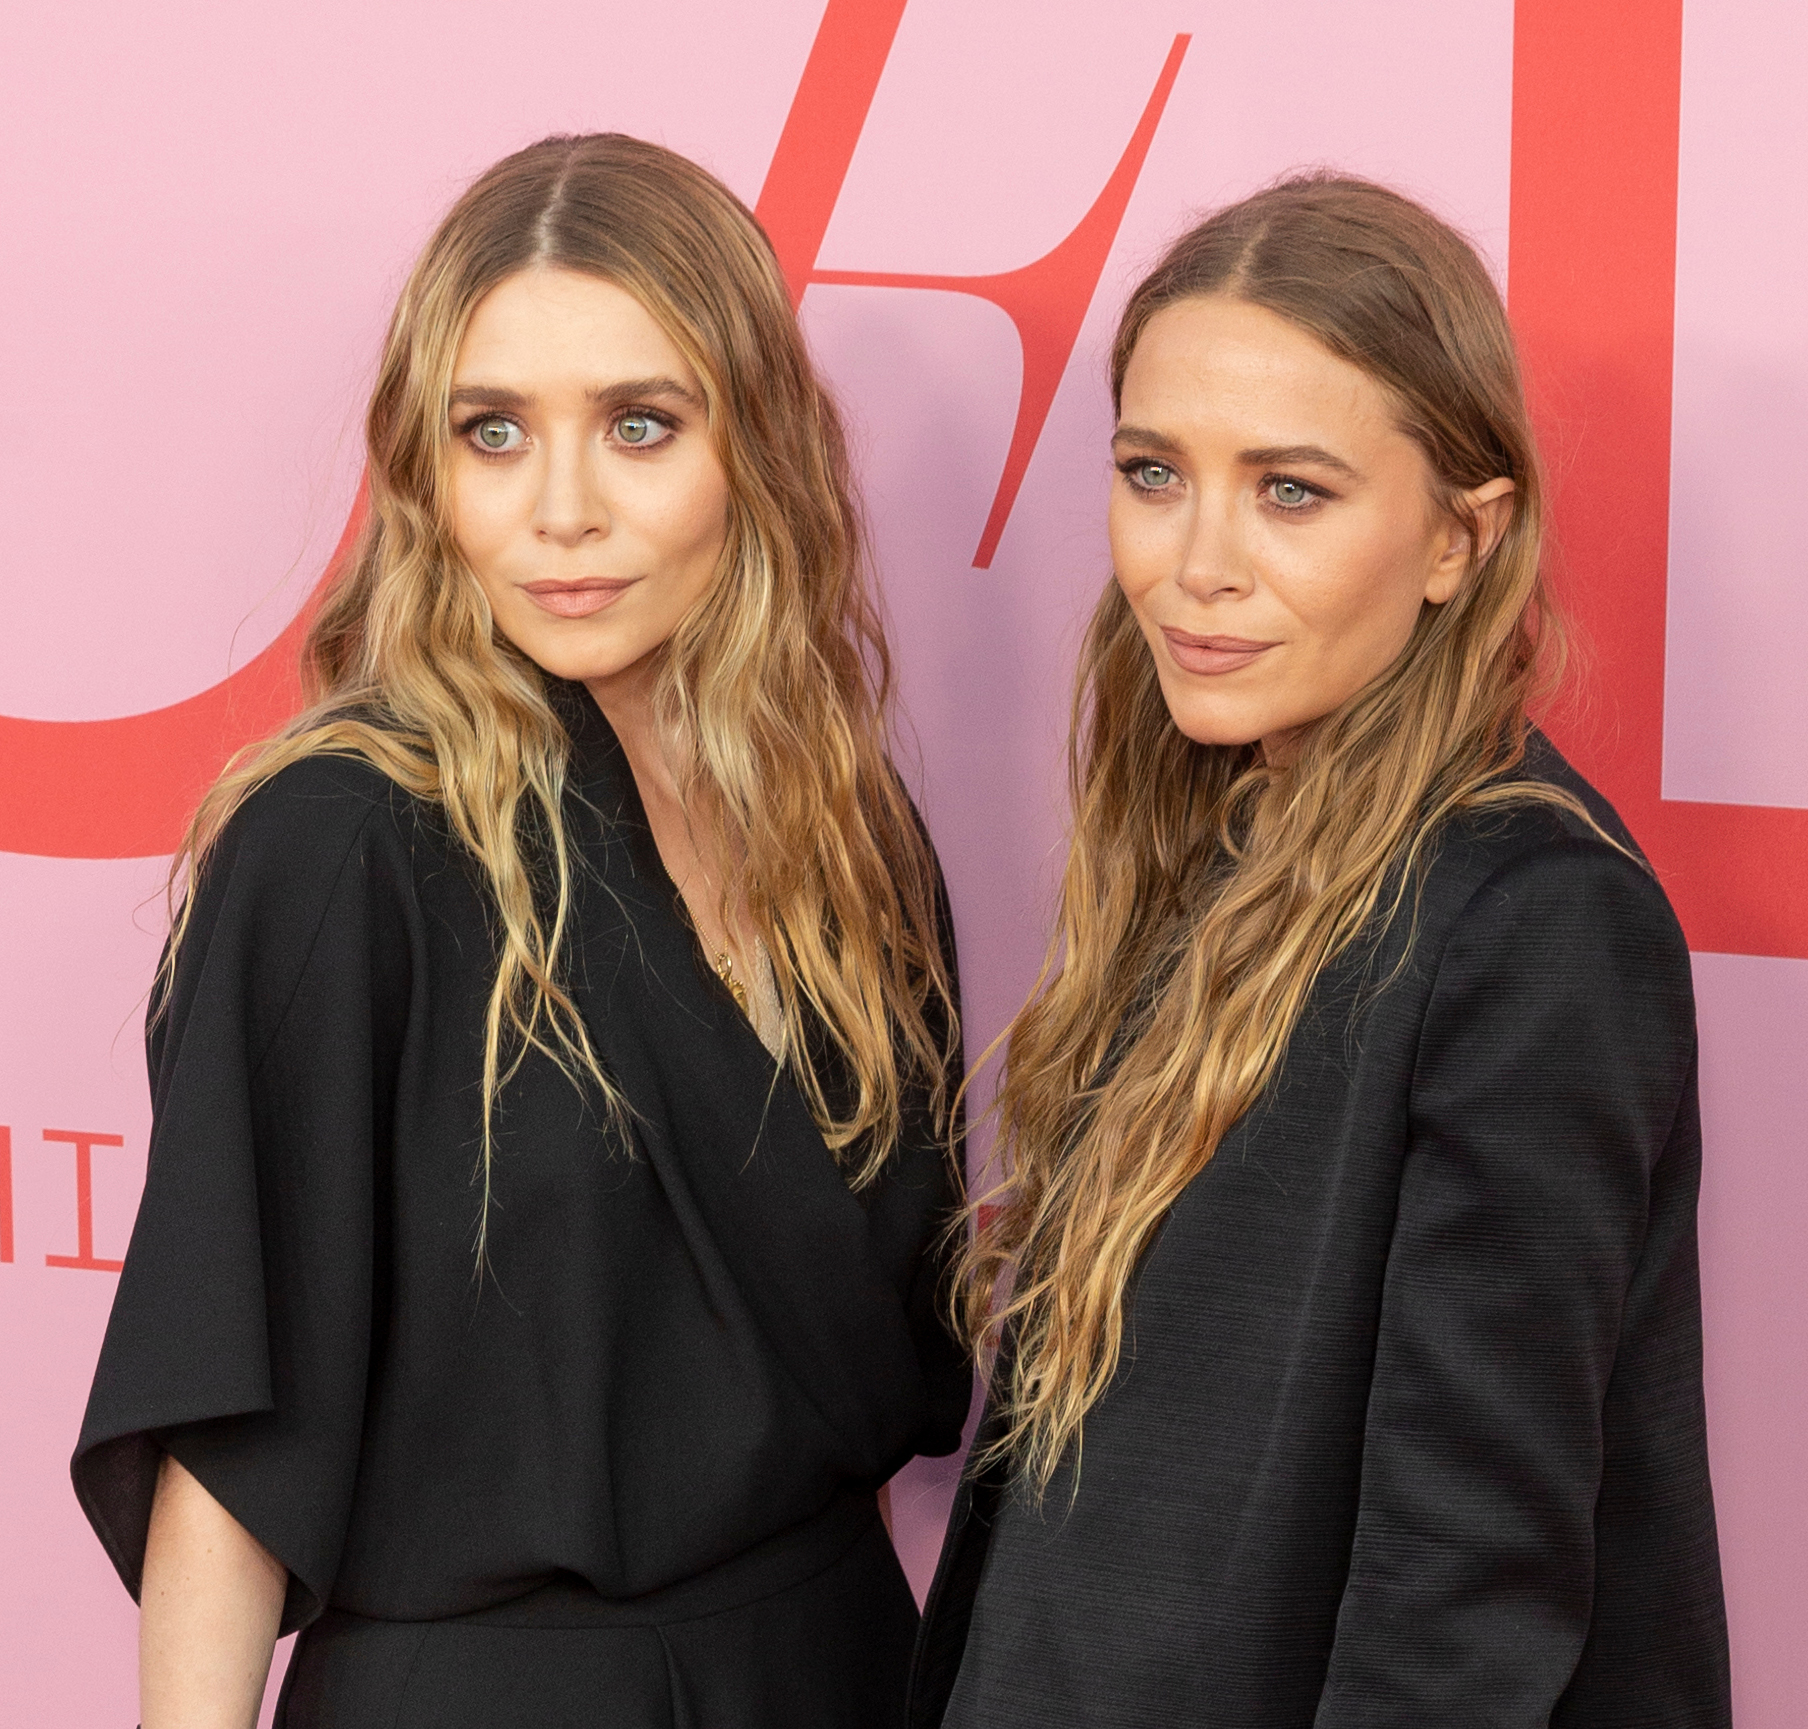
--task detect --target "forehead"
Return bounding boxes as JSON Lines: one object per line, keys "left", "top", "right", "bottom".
{"left": 453, "top": 267, "right": 695, "bottom": 387}
{"left": 1120, "top": 295, "right": 1398, "bottom": 446}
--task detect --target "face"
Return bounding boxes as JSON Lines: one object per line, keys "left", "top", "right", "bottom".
{"left": 1109, "top": 294, "right": 1513, "bottom": 761}
{"left": 446, "top": 268, "right": 731, "bottom": 697}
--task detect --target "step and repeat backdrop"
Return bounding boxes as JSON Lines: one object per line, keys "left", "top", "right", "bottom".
{"left": 2, "top": 1, "right": 1801, "bottom": 1722}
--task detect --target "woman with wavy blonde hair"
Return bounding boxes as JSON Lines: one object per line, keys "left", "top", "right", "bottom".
{"left": 912, "top": 176, "right": 1728, "bottom": 1728}
{"left": 72, "top": 133, "right": 967, "bottom": 1729}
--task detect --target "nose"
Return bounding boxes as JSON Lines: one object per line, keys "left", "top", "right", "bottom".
{"left": 1174, "top": 485, "right": 1255, "bottom": 604}
{"left": 533, "top": 432, "right": 611, "bottom": 548}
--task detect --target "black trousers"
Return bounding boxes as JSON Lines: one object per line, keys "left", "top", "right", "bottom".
{"left": 277, "top": 1495, "right": 918, "bottom": 1729}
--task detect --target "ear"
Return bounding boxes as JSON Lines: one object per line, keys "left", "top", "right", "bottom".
{"left": 1425, "top": 477, "right": 1516, "bottom": 605}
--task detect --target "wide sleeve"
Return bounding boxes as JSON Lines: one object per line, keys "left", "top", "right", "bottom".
{"left": 1313, "top": 839, "right": 1700, "bottom": 1727}
{"left": 71, "top": 759, "right": 414, "bottom": 1635}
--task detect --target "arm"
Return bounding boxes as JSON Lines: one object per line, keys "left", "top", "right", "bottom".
{"left": 1314, "top": 841, "right": 1697, "bottom": 1728}
{"left": 141, "top": 1455, "right": 286, "bottom": 1729}
{"left": 73, "top": 759, "right": 413, "bottom": 1638}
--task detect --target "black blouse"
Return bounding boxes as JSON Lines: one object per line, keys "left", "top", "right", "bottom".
{"left": 73, "top": 686, "right": 969, "bottom": 1637}
{"left": 912, "top": 737, "right": 1729, "bottom": 1729}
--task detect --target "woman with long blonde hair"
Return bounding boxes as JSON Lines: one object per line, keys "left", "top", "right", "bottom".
{"left": 911, "top": 177, "right": 1728, "bottom": 1727}
{"left": 72, "top": 133, "right": 967, "bottom": 1729}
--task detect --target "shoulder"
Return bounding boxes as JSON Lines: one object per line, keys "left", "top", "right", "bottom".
{"left": 228, "top": 748, "right": 396, "bottom": 834}
{"left": 217, "top": 749, "right": 428, "bottom": 864}
{"left": 155, "top": 748, "right": 437, "bottom": 1070}
{"left": 1423, "top": 734, "right": 1672, "bottom": 923}
{"left": 1416, "top": 736, "right": 1690, "bottom": 1010}
{"left": 193, "top": 749, "right": 439, "bottom": 937}
{"left": 1401, "top": 752, "right": 1698, "bottom": 1131}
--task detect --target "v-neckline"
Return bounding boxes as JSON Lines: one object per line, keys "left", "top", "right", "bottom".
{"left": 558, "top": 681, "right": 775, "bottom": 1045}
{"left": 547, "top": 679, "right": 931, "bottom": 1461}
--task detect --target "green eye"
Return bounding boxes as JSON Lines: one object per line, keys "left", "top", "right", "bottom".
{"left": 1271, "top": 478, "right": 1311, "bottom": 506}
{"left": 618, "top": 414, "right": 657, "bottom": 444}
{"left": 475, "top": 419, "right": 518, "bottom": 452}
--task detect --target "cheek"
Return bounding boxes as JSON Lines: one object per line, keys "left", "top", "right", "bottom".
{"left": 1107, "top": 490, "right": 1172, "bottom": 603}
{"left": 447, "top": 469, "right": 519, "bottom": 582}
{"left": 678, "top": 460, "right": 732, "bottom": 562}
{"left": 1275, "top": 519, "right": 1429, "bottom": 656}
{"left": 623, "top": 455, "right": 730, "bottom": 574}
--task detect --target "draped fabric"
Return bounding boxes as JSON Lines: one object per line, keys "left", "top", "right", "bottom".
{"left": 73, "top": 685, "right": 968, "bottom": 1723}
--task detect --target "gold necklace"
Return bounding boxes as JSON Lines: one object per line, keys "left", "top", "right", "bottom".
{"left": 712, "top": 949, "right": 750, "bottom": 1016}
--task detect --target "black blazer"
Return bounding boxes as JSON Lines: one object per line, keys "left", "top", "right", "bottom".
{"left": 912, "top": 737, "right": 1729, "bottom": 1729}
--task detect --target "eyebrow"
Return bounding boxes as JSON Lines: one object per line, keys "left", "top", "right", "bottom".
{"left": 1111, "top": 427, "right": 1362, "bottom": 481}
{"left": 450, "top": 384, "right": 531, "bottom": 410}
{"left": 1237, "top": 443, "right": 1361, "bottom": 480}
{"left": 1111, "top": 424, "right": 1187, "bottom": 458}
{"left": 448, "top": 375, "right": 704, "bottom": 411}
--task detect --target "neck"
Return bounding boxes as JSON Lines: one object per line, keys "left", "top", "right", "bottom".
{"left": 583, "top": 652, "right": 695, "bottom": 824}
{"left": 584, "top": 653, "right": 661, "bottom": 763}
{"left": 1259, "top": 727, "right": 1302, "bottom": 768}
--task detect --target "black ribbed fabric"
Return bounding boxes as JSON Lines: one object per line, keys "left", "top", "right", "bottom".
{"left": 911, "top": 737, "right": 1729, "bottom": 1729}
{"left": 73, "top": 684, "right": 968, "bottom": 1726}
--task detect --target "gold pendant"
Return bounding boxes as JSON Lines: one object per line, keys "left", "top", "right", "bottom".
{"left": 713, "top": 950, "right": 750, "bottom": 1016}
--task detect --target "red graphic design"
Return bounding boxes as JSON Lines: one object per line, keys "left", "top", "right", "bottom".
{"left": 4, "top": 0, "right": 1799, "bottom": 966}
{"left": 0, "top": 1126, "right": 12, "bottom": 1263}
{"left": 0, "top": 0, "right": 1185, "bottom": 860}
{"left": 757, "top": 6, "right": 1190, "bottom": 568}
{"left": 754, "top": 0, "right": 912, "bottom": 307}
{"left": 1510, "top": 0, "right": 1807, "bottom": 957}
{"left": 42, "top": 1128, "right": 127, "bottom": 1273}
{"left": 0, "top": 484, "right": 366, "bottom": 861}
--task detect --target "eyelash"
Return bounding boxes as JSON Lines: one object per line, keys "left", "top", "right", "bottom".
{"left": 1114, "top": 460, "right": 1336, "bottom": 513}
{"left": 1259, "top": 473, "right": 1333, "bottom": 512}
{"left": 455, "top": 412, "right": 524, "bottom": 461}
{"left": 610, "top": 407, "right": 678, "bottom": 451}
{"left": 1118, "top": 457, "right": 1179, "bottom": 492}
{"left": 452, "top": 407, "right": 679, "bottom": 460}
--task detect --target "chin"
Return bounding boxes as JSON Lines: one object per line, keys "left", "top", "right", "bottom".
{"left": 504, "top": 639, "right": 589, "bottom": 684}
{"left": 1157, "top": 693, "right": 1268, "bottom": 750}
{"left": 494, "top": 615, "right": 635, "bottom": 687}
{"left": 1173, "top": 721, "right": 1266, "bottom": 749}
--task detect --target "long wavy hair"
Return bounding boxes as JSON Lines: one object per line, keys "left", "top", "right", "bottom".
{"left": 960, "top": 174, "right": 1596, "bottom": 1494}
{"left": 168, "top": 134, "right": 953, "bottom": 1244}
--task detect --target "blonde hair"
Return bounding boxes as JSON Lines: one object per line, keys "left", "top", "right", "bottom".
{"left": 169, "top": 134, "right": 954, "bottom": 1249}
{"left": 962, "top": 174, "right": 1598, "bottom": 1493}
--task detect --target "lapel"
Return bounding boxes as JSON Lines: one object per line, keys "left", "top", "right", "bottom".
{"left": 553, "top": 681, "right": 927, "bottom": 1469}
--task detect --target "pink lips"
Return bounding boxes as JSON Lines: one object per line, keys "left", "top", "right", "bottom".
{"left": 1160, "top": 628, "right": 1278, "bottom": 676}
{"left": 520, "top": 578, "right": 636, "bottom": 619}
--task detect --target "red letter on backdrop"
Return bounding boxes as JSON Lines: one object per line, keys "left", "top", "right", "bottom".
{"left": 27, "top": 0, "right": 1799, "bottom": 960}
{"left": 0, "top": 2, "right": 1184, "bottom": 852}
{"left": 1510, "top": 0, "right": 1808, "bottom": 957}
{"left": 756, "top": 1, "right": 1190, "bottom": 568}
{"left": 755, "top": 0, "right": 913, "bottom": 308}
{"left": 0, "top": 481, "right": 367, "bottom": 861}
{"left": 42, "top": 1128, "right": 126, "bottom": 1273}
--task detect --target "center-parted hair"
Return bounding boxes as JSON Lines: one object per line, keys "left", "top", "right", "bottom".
{"left": 961, "top": 173, "right": 1595, "bottom": 1493}
{"left": 169, "top": 134, "right": 955, "bottom": 1248}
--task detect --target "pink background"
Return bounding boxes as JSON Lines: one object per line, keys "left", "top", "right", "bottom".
{"left": 0, "top": 2, "right": 1798, "bottom": 1724}
{"left": 1666, "top": 0, "right": 1808, "bottom": 807}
